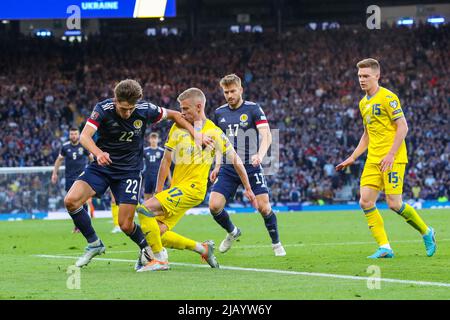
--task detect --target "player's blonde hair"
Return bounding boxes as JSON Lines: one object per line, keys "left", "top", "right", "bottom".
{"left": 356, "top": 58, "right": 380, "bottom": 71}
{"left": 219, "top": 73, "right": 242, "bottom": 87}
{"left": 177, "top": 87, "right": 206, "bottom": 106}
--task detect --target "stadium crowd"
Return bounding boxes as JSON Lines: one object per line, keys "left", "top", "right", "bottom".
{"left": 0, "top": 23, "right": 449, "bottom": 213}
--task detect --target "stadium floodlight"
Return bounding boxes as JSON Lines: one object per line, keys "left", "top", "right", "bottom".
{"left": 427, "top": 17, "right": 445, "bottom": 24}
{"left": 397, "top": 18, "right": 414, "bottom": 26}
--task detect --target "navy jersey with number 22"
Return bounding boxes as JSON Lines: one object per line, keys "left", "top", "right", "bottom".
{"left": 86, "top": 98, "right": 166, "bottom": 172}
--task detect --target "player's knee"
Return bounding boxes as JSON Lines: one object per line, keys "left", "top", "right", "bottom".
{"left": 359, "top": 198, "right": 375, "bottom": 210}
{"left": 209, "top": 201, "right": 224, "bottom": 215}
{"left": 258, "top": 204, "right": 272, "bottom": 216}
{"left": 119, "top": 220, "right": 134, "bottom": 234}
{"left": 387, "top": 199, "right": 402, "bottom": 212}
{"left": 64, "top": 194, "right": 80, "bottom": 212}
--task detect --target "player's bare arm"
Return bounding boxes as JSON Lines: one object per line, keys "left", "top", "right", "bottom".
{"left": 252, "top": 124, "right": 273, "bottom": 167}
{"left": 336, "top": 127, "right": 369, "bottom": 171}
{"left": 227, "top": 149, "right": 257, "bottom": 207}
{"left": 166, "top": 109, "right": 214, "bottom": 148}
{"left": 80, "top": 124, "right": 112, "bottom": 166}
{"left": 155, "top": 148, "right": 173, "bottom": 194}
{"left": 380, "top": 116, "right": 408, "bottom": 172}
{"left": 210, "top": 149, "right": 222, "bottom": 183}
{"left": 51, "top": 155, "right": 64, "bottom": 184}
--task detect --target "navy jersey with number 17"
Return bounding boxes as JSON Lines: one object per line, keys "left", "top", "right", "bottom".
{"left": 213, "top": 100, "right": 269, "bottom": 165}
{"left": 86, "top": 98, "right": 167, "bottom": 172}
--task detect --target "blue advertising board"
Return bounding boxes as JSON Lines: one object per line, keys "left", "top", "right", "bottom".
{"left": 0, "top": 0, "right": 176, "bottom": 19}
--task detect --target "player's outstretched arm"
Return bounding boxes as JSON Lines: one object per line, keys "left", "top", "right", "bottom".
{"left": 155, "top": 149, "right": 172, "bottom": 194}
{"left": 227, "top": 150, "right": 257, "bottom": 208}
{"left": 51, "top": 155, "right": 64, "bottom": 184}
{"left": 380, "top": 116, "right": 408, "bottom": 172}
{"left": 80, "top": 124, "right": 112, "bottom": 166}
{"left": 336, "top": 127, "right": 369, "bottom": 171}
{"left": 165, "top": 110, "right": 214, "bottom": 148}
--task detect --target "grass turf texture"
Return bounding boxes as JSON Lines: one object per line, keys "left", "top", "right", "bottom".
{"left": 0, "top": 209, "right": 449, "bottom": 300}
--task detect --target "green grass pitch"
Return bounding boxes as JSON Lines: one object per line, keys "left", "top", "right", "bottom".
{"left": 0, "top": 209, "right": 449, "bottom": 300}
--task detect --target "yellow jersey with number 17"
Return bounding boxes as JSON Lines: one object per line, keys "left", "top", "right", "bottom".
{"left": 359, "top": 86, "right": 408, "bottom": 164}
{"left": 164, "top": 119, "right": 233, "bottom": 197}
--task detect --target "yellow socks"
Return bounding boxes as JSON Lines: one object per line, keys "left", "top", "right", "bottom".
{"left": 111, "top": 203, "right": 119, "bottom": 227}
{"left": 138, "top": 214, "right": 163, "bottom": 253}
{"left": 161, "top": 231, "right": 197, "bottom": 251}
{"left": 395, "top": 203, "right": 429, "bottom": 235}
{"left": 363, "top": 206, "right": 390, "bottom": 247}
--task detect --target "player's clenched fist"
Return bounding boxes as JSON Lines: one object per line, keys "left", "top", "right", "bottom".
{"left": 96, "top": 151, "right": 112, "bottom": 166}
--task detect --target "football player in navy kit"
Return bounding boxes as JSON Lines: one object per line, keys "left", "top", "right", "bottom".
{"left": 143, "top": 132, "right": 170, "bottom": 200}
{"left": 51, "top": 127, "right": 94, "bottom": 233}
{"left": 209, "top": 74, "right": 286, "bottom": 256}
{"left": 63, "top": 79, "right": 208, "bottom": 270}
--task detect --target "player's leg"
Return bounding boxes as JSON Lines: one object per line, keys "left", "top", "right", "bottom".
{"left": 209, "top": 170, "right": 241, "bottom": 253}
{"left": 110, "top": 191, "right": 121, "bottom": 233}
{"left": 137, "top": 196, "right": 165, "bottom": 255}
{"left": 360, "top": 186, "right": 393, "bottom": 258}
{"left": 64, "top": 178, "right": 106, "bottom": 267}
{"left": 250, "top": 169, "right": 286, "bottom": 256}
{"left": 384, "top": 164, "right": 436, "bottom": 256}
{"left": 255, "top": 193, "right": 286, "bottom": 256}
{"left": 143, "top": 175, "right": 155, "bottom": 200}
{"left": 160, "top": 225, "right": 219, "bottom": 268}
{"left": 65, "top": 180, "right": 97, "bottom": 241}
{"left": 65, "top": 178, "right": 82, "bottom": 233}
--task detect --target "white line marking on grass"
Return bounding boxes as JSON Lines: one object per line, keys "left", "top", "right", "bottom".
{"left": 51, "top": 238, "right": 450, "bottom": 255}
{"left": 34, "top": 254, "right": 450, "bottom": 289}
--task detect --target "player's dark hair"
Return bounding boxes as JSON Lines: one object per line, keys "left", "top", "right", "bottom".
{"left": 114, "top": 79, "right": 143, "bottom": 104}
{"left": 356, "top": 58, "right": 380, "bottom": 71}
{"left": 69, "top": 127, "right": 79, "bottom": 132}
{"left": 149, "top": 132, "right": 159, "bottom": 138}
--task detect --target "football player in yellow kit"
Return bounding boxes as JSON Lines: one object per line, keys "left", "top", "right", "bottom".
{"left": 136, "top": 87, "right": 257, "bottom": 271}
{"left": 336, "top": 58, "right": 436, "bottom": 258}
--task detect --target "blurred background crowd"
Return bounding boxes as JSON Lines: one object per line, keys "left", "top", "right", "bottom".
{"left": 1, "top": 24, "right": 449, "bottom": 212}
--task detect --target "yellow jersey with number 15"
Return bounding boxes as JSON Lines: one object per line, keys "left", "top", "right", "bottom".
{"left": 359, "top": 86, "right": 408, "bottom": 164}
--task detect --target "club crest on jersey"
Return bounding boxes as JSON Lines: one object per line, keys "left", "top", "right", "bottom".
{"left": 78, "top": 147, "right": 83, "bottom": 155}
{"left": 389, "top": 100, "right": 398, "bottom": 109}
{"left": 366, "top": 115, "right": 371, "bottom": 124}
{"left": 239, "top": 114, "right": 249, "bottom": 127}
{"left": 90, "top": 111, "right": 99, "bottom": 120}
{"left": 133, "top": 120, "right": 143, "bottom": 129}
{"left": 156, "top": 152, "right": 161, "bottom": 158}
{"left": 220, "top": 118, "right": 226, "bottom": 123}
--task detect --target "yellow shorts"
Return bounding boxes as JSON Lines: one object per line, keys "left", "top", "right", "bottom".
{"left": 360, "top": 163, "right": 406, "bottom": 195}
{"left": 154, "top": 184, "right": 205, "bottom": 230}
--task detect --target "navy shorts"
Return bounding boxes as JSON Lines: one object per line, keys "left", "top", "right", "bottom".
{"left": 65, "top": 178, "right": 77, "bottom": 192}
{"left": 77, "top": 163, "right": 142, "bottom": 205}
{"left": 144, "top": 174, "right": 157, "bottom": 194}
{"left": 211, "top": 165, "right": 269, "bottom": 201}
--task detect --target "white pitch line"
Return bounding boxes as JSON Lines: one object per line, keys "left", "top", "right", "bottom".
{"left": 50, "top": 238, "right": 450, "bottom": 255}
{"left": 34, "top": 254, "right": 450, "bottom": 289}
